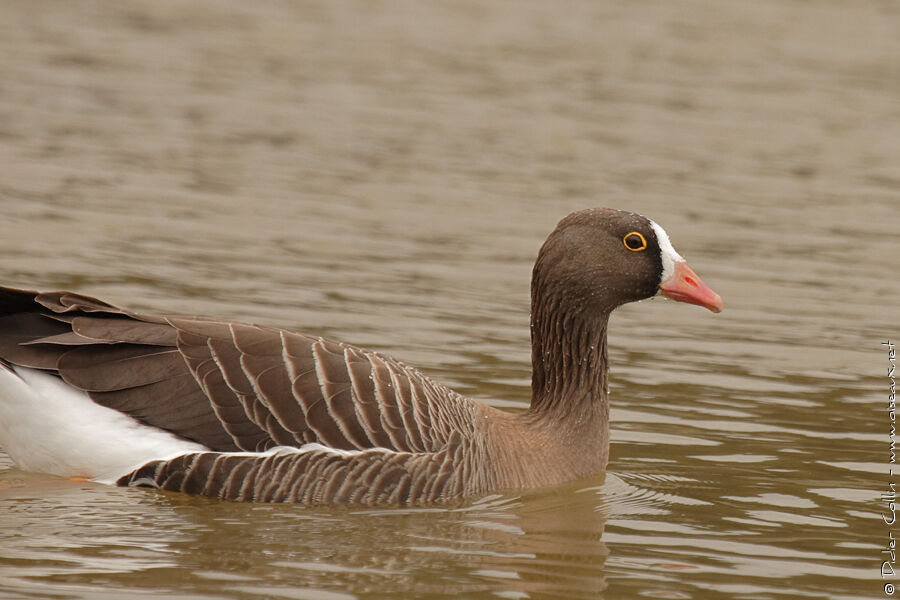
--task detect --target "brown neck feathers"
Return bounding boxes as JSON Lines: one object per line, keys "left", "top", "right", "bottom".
{"left": 528, "top": 285, "right": 610, "bottom": 419}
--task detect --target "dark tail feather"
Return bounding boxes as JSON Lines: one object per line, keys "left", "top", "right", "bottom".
{"left": 0, "top": 286, "right": 39, "bottom": 318}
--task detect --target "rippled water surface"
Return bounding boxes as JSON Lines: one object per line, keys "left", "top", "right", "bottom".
{"left": 0, "top": 1, "right": 897, "bottom": 598}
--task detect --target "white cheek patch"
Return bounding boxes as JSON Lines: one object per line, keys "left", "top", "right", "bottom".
{"left": 649, "top": 220, "right": 684, "bottom": 284}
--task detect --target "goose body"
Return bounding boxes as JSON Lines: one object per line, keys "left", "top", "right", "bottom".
{"left": 0, "top": 208, "right": 722, "bottom": 504}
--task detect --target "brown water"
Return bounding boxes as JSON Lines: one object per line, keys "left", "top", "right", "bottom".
{"left": 0, "top": 1, "right": 897, "bottom": 598}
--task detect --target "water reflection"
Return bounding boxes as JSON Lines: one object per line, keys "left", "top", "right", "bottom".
{"left": 1, "top": 470, "right": 610, "bottom": 599}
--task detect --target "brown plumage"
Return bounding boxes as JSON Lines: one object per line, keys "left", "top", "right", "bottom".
{"left": 0, "top": 208, "right": 722, "bottom": 504}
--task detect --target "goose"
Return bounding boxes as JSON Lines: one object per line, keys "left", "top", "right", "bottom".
{"left": 0, "top": 208, "right": 722, "bottom": 504}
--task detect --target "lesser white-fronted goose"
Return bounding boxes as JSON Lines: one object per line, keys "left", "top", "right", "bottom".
{"left": 0, "top": 208, "right": 722, "bottom": 504}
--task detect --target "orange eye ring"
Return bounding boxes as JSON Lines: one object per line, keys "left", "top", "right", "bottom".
{"left": 623, "top": 231, "right": 647, "bottom": 252}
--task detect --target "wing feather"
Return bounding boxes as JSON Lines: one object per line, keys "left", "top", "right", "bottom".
{"left": 0, "top": 285, "right": 481, "bottom": 461}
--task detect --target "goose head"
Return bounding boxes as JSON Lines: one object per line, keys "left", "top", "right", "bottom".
{"left": 532, "top": 208, "right": 722, "bottom": 316}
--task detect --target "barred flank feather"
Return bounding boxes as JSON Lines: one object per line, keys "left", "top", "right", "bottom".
{"left": 118, "top": 434, "right": 466, "bottom": 504}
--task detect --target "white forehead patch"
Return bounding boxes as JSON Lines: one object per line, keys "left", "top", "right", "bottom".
{"left": 649, "top": 220, "right": 683, "bottom": 283}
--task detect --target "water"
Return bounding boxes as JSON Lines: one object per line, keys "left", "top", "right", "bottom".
{"left": 0, "top": 1, "right": 897, "bottom": 598}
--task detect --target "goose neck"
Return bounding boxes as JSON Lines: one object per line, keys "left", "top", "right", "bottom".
{"left": 528, "top": 294, "right": 610, "bottom": 420}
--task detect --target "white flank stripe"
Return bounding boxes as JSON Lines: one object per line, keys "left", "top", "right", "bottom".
{"left": 288, "top": 442, "right": 396, "bottom": 458}
{"left": 173, "top": 443, "right": 399, "bottom": 461}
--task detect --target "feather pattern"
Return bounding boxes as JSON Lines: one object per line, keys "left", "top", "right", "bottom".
{"left": 118, "top": 433, "right": 468, "bottom": 504}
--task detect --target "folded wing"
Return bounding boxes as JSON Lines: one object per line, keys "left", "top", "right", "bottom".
{"left": 0, "top": 286, "right": 475, "bottom": 455}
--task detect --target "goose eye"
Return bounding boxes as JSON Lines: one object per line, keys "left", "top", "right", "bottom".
{"left": 623, "top": 232, "right": 647, "bottom": 252}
